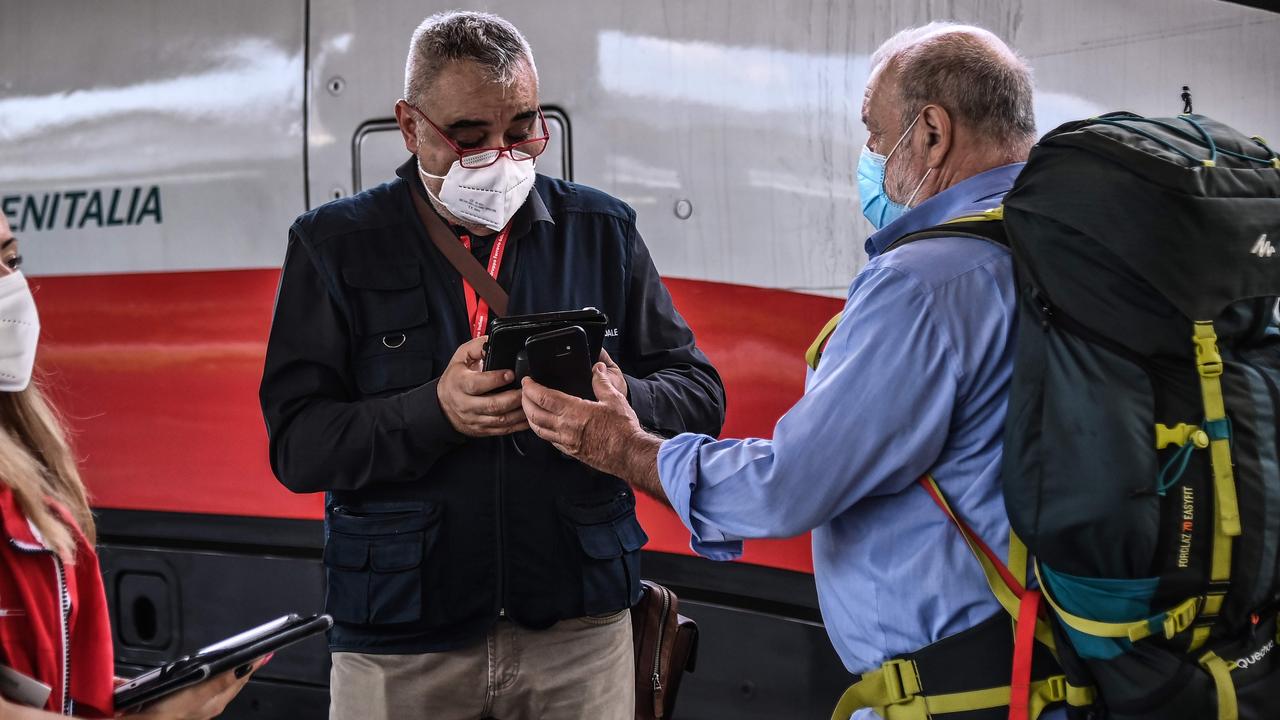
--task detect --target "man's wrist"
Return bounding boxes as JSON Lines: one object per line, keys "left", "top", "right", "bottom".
{"left": 619, "top": 430, "right": 667, "bottom": 503}
{"left": 404, "top": 378, "right": 467, "bottom": 444}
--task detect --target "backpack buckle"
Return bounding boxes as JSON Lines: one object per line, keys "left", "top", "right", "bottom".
{"left": 1044, "top": 675, "right": 1068, "bottom": 703}
{"left": 1155, "top": 423, "right": 1209, "bottom": 450}
{"left": 1192, "top": 329, "right": 1223, "bottom": 378}
{"left": 880, "top": 659, "right": 920, "bottom": 704}
{"left": 1163, "top": 597, "right": 1203, "bottom": 639}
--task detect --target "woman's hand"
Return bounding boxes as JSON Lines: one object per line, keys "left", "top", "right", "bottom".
{"left": 124, "top": 655, "right": 270, "bottom": 720}
{"left": 0, "top": 658, "right": 262, "bottom": 720}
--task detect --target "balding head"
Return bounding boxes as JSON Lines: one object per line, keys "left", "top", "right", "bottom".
{"left": 857, "top": 23, "right": 1035, "bottom": 218}
{"left": 869, "top": 22, "right": 1035, "bottom": 157}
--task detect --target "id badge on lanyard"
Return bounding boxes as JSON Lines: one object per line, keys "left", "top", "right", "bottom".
{"left": 459, "top": 227, "right": 512, "bottom": 339}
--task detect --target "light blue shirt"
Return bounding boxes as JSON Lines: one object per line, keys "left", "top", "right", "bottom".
{"left": 658, "top": 164, "right": 1063, "bottom": 719}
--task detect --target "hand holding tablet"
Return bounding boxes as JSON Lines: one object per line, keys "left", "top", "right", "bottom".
{"left": 113, "top": 614, "right": 332, "bottom": 712}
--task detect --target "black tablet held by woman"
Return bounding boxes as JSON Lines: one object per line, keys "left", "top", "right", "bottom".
{"left": 113, "top": 614, "right": 332, "bottom": 711}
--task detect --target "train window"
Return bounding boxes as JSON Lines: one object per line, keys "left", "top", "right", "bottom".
{"left": 352, "top": 107, "right": 572, "bottom": 192}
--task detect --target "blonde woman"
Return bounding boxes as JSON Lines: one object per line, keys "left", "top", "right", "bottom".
{"left": 0, "top": 215, "right": 261, "bottom": 719}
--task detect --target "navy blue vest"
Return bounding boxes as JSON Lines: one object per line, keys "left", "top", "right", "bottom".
{"left": 294, "top": 173, "right": 651, "bottom": 652}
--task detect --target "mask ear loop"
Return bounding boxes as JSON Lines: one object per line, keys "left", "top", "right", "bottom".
{"left": 904, "top": 168, "right": 934, "bottom": 209}
{"left": 881, "top": 112, "right": 929, "bottom": 209}
{"left": 416, "top": 157, "right": 452, "bottom": 209}
{"left": 417, "top": 156, "right": 446, "bottom": 180}
{"left": 884, "top": 113, "right": 922, "bottom": 163}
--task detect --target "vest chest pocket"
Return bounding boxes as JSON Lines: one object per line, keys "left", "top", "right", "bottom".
{"left": 342, "top": 264, "right": 433, "bottom": 395}
{"left": 559, "top": 492, "right": 649, "bottom": 615}
{"left": 323, "top": 502, "right": 442, "bottom": 625}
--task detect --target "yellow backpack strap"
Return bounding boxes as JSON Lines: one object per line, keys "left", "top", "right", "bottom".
{"left": 1197, "top": 652, "right": 1239, "bottom": 720}
{"left": 920, "top": 477, "right": 1057, "bottom": 652}
{"left": 1190, "top": 320, "right": 1239, "bottom": 650}
{"left": 831, "top": 659, "right": 928, "bottom": 720}
{"left": 884, "top": 207, "right": 1008, "bottom": 254}
{"left": 1034, "top": 562, "right": 1203, "bottom": 642}
{"left": 943, "top": 205, "right": 1005, "bottom": 224}
{"left": 805, "top": 312, "right": 843, "bottom": 371}
{"left": 830, "top": 659, "right": 1094, "bottom": 720}
{"left": 1009, "top": 531, "right": 1029, "bottom": 592}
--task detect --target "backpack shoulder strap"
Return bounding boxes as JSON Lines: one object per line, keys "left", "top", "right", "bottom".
{"left": 805, "top": 207, "right": 1009, "bottom": 372}
{"left": 883, "top": 206, "right": 1008, "bottom": 254}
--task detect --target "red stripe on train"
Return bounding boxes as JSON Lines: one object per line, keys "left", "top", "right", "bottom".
{"left": 31, "top": 269, "right": 842, "bottom": 574}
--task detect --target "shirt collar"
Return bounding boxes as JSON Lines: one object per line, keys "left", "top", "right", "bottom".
{"left": 394, "top": 155, "right": 554, "bottom": 239}
{"left": 864, "top": 162, "right": 1024, "bottom": 259}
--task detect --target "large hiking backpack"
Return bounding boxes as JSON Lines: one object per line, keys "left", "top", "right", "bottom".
{"left": 829, "top": 113, "right": 1280, "bottom": 720}
{"left": 1001, "top": 112, "right": 1280, "bottom": 719}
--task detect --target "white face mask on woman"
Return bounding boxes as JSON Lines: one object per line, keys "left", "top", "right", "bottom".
{"left": 0, "top": 271, "right": 40, "bottom": 392}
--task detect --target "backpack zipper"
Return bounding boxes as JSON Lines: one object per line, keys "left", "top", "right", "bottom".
{"left": 1031, "top": 286, "right": 1152, "bottom": 370}
{"left": 496, "top": 438, "right": 506, "bottom": 618}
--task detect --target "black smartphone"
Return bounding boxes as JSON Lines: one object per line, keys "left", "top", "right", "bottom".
{"left": 521, "top": 325, "right": 595, "bottom": 399}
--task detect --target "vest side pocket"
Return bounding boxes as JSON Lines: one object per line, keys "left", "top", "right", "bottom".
{"left": 323, "top": 502, "right": 441, "bottom": 626}
{"left": 559, "top": 493, "right": 649, "bottom": 616}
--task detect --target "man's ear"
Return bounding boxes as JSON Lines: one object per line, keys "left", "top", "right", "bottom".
{"left": 394, "top": 100, "right": 420, "bottom": 154}
{"left": 919, "top": 104, "right": 952, "bottom": 169}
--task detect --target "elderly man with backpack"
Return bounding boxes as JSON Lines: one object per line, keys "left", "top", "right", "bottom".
{"left": 526, "top": 21, "right": 1058, "bottom": 719}
{"left": 521, "top": 18, "right": 1280, "bottom": 720}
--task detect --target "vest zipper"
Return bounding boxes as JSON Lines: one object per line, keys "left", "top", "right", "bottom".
{"left": 496, "top": 438, "right": 506, "bottom": 618}
{"left": 52, "top": 554, "right": 72, "bottom": 714}
{"left": 651, "top": 584, "right": 671, "bottom": 710}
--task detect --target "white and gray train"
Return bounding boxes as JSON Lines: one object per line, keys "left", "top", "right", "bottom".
{"left": 1, "top": 1, "right": 1277, "bottom": 717}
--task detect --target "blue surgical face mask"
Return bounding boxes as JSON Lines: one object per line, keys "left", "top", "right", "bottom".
{"left": 857, "top": 114, "right": 931, "bottom": 229}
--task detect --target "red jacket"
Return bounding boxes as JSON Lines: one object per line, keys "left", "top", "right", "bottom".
{"left": 0, "top": 485, "right": 114, "bottom": 716}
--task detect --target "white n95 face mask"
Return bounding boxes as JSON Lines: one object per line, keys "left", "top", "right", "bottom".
{"left": 0, "top": 271, "right": 40, "bottom": 392}
{"left": 419, "top": 154, "right": 536, "bottom": 232}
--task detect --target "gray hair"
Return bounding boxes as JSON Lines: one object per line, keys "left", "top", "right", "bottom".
{"left": 403, "top": 11, "right": 537, "bottom": 107}
{"left": 871, "top": 22, "right": 1035, "bottom": 152}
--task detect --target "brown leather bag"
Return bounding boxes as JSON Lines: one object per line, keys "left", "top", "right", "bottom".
{"left": 631, "top": 581, "right": 698, "bottom": 719}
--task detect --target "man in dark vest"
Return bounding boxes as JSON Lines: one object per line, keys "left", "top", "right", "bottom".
{"left": 258, "top": 11, "right": 724, "bottom": 720}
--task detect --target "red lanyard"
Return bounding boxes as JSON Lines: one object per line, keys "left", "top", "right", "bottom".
{"left": 459, "top": 226, "right": 511, "bottom": 339}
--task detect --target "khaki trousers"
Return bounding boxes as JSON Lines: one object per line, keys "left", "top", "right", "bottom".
{"left": 329, "top": 610, "right": 634, "bottom": 720}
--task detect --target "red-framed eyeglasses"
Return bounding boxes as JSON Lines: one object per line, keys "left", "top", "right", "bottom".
{"left": 407, "top": 103, "right": 550, "bottom": 169}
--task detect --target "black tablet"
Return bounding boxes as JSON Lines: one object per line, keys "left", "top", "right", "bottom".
{"left": 484, "top": 308, "right": 608, "bottom": 378}
{"left": 113, "top": 613, "right": 332, "bottom": 711}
